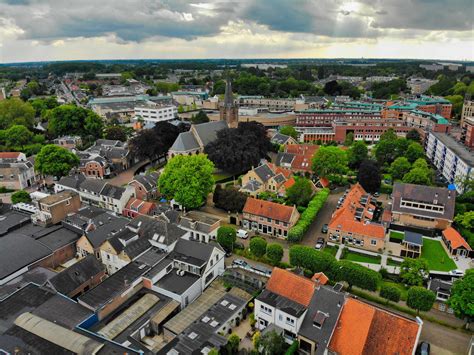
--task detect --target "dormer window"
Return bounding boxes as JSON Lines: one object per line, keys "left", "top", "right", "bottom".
{"left": 313, "top": 311, "right": 327, "bottom": 329}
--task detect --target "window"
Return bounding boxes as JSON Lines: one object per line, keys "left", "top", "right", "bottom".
{"left": 261, "top": 305, "right": 272, "bottom": 315}
{"left": 286, "top": 317, "right": 295, "bottom": 325}
{"left": 371, "top": 239, "right": 377, "bottom": 246}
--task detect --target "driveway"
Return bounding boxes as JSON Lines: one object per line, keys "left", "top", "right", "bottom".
{"left": 419, "top": 320, "right": 471, "bottom": 354}
{"left": 300, "top": 190, "right": 343, "bottom": 247}
{"left": 108, "top": 161, "right": 150, "bottom": 186}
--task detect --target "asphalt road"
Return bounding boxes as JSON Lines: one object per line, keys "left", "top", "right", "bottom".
{"left": 419, "top": 321, "right": 471, "bottom": 354}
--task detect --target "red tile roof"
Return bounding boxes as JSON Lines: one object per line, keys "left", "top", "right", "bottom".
{"left": 311, "top": 272, "right": 329, "bottom": 285}
{"left": 443, "top": 227, "right": 472, "bottom": 251}
{"left": 0, "top": 152, "right": 22, "bottom": 159}
{"left": 124, "top": 198, "right": 156, "bottom": 216}
{"left": 243, "top": 197, "right": 296, "bottom": 223}
{"left": 285, "top": 144, "right": 319, "bottom": 155}
{"left": 283, "top": 177, "right": 296, "bottom": 190}
{"left": 266, "top": 268, "right": 315, "bottom": 307}
{"left": 319, "top": 177, "right": 330, "bottom": 188}
{"left": 329, "top": 298, "right": 420, "bottom": 355}
{"left": 328, "top": 184, "right": 385, "bottom": 239}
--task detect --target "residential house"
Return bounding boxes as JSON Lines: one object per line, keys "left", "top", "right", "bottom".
{"left": 255, "top": 268, "right": 317, "bottom": 343}
{"left": 275, "top": 144, "right": 318, "bottom": 174}
{"left": 327, "top": 298, "right": 421, "bottom": 355}
{"left": 328, "top": 184, "right": 386, "bottom": 252}
{"left": 53, "top": 135, "right": 82, "bottom": 150}
{"left": 54, "top": 173, "right": 86, "bottom": 193}
{"left": 128, "top": 172, "right": 160, "bottom": 201}
{"left": 400, "top": 231, "right": 424, "bottom": 258}
{"left": 428, "top": 278, "right": 454, "bottom": 313}
{"left": 297, "top": 284, "right": 345, "bottom": 355}
{"left": 391, "top": 183, "right": 456, "bottom": 232}
{"left": 271, "top": 132, "right": 298, "bottom": 146}
{"left": 47, "top": 254, "right": 105, "bottom": 298}
{"left": 178, "top": 210, "right": 221, "bottom": 243}
{"left": 31, "top": 190, "right": 81, "bottom": 227}
{"left": 168, "top": 120, "right": 228, "bottom": 157}
{"left": 123, "top": 197, "right": 156, "bottom": 218}
{"left": 442, "top": 227, "right": 472, "bottom": 257}
{"left": 78, "top": 179, "right": 135, "bottom": 214}
{"left": 143, "top": 239, "right": 226, "bottom": 308}
{"left": 242, "top": 197, "right": 300, "bottom": 238}
{"left": 240, "top": 162, "right": 295, "bottom": 197}
{"left": 0, "top": 152, "right": 37, "bottom": 189}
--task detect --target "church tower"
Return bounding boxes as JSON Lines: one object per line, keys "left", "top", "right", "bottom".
{"left": 219, "top": 78, "right": 239, "bottom": 128}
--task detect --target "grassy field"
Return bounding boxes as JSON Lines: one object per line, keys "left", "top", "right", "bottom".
{"left": 322, "top": 245, "right": 338, "bottom": 256}
{"left": 389, "top": 230, "right": 404, "bottom": 241}
{"left": 342, "top": 250, "right": 381, "bottom": 264}
{"left": 387, "top": 258, "right": 402, "bottom": 266}
{"left": 421, "top": 239, "right": 457, "bottom": 271}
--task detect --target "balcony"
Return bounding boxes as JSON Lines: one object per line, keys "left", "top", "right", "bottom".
{"left": 31, "top": 211, "right": 53, "bottom": 227}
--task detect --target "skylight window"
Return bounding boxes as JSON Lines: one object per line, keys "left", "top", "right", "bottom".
{"left": 210, "top": 320, "right": 219, "bottom": 328}
{"left": 188, "top": 332, "right": 198, "bottom": 340}
{"left": 202, "top": 316, "right": 210, "bottom": 323}
{"left": 220, "top": 300, "right": 229, "bottom": 306}
{"left": 229, "top": 304, "right": 237, "bottom": 310}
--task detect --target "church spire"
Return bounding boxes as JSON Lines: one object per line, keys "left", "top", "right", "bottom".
{"left": 224, "top": 77, "right": 233, "bottom": 106}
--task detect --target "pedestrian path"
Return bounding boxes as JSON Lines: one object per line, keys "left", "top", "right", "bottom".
{"left": 335, "top": 244, "right": 344, "bottom": 260}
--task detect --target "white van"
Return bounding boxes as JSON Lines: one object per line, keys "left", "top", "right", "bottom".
{"left": 237, "top": 229, "right": 249, "bottom": 239}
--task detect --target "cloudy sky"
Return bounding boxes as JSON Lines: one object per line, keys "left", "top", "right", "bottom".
{"left": 0, "top": 0, "right": 473, "bottom": 63}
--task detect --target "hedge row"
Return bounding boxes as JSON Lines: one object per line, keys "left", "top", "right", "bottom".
{"left": 288, "top": 188, "right": 330, "bottom": 242}
{"left": 289, "top": 245, "right": 381, "bottom": 291}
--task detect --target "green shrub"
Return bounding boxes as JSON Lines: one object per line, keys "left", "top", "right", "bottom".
{"left": 250, "top": 237, "right": 267, "bottom": 258}
{"left": 285, "top": 341, "right": 299, "bottom": 355}
{"left": 289, "top": 245, "right": 337, "bottom": 275}
{"left": 380, "top": 284, "right": 401, "bottom": 303}
{"left": 266, "top": 243, "right": 284, "bottom": 265}
{"left": 288, "top": 188, "right": 330, "bottom": 242}
{"left": 11, "top": 190, "right": 31, "bottom": 204}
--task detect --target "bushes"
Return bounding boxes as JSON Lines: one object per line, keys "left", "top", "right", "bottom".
{"left": 217, "top": 226, "right": 237, "bottom": 252}
{"left": 380, "top": 284, "right": 402, "bottom": 303}
{"left": 250, "top": 237, "right": 267, "bottom": 258}
{"left": 407, "top": 286, "right": 436, "bottom": 315}
{"left": 285, "top": 341, "right": 299, "bottom": 355}
{"left": 289, "top": 245, "right": 381, "bottom": 292}
{"left": 288, "top": 188, "right": 330, "bottom": 242}
{"left": 11, "top": 190, "right": 31, "bottom": 204}
{"left": 266, "top": 243, "right": 284, "bottom": 266}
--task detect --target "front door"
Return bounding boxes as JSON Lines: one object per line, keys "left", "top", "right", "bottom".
{"left": 263, "top": 225, "right": 268, "bottom": 234}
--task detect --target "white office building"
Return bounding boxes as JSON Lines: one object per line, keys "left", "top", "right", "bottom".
{"left": 425, "top": 131, "right": 474, "bottom": 193}
{"left": 134, "top": 104, "right": 178, "bottom": 125}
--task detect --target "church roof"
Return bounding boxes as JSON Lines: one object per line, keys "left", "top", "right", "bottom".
{"left": 170, "top": 131, "right": 200, "bottom": 152}
{"left": 193, "top": 120, "right": 228, "bottom": 147}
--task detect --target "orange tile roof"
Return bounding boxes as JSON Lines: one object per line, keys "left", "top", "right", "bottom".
{"left": 0, "top": 152, "right": 22, "bottom": 159}
{"left": 328, "top": 183, "right": 385, "bottom": 239}
{"left": 243, "top": 197, "right": 295, "bottom": 223}
{"left": 291, "top": 154, "right": 313, "bottom": 172}
{"left": 266, "top": 268, "right": 315, "bottom": 307}
{"left": 285, "top": 144, "right": 319, "bottom": 155}
{"left": 319, "top": 177, "right": 330, "bottom": 188}
{"left": 311, "top": 272, "right": 329, "bottom": 285}
{"left": 329, "top": 298, "right": 420, "bottom": 355}
{"left": 125, "top": 198, "right": 155, "bottom": 215}
{"left": 443, "top": 227, "right": 472, "bottom": 251}
{"left": 283, "top": 177, "right": 296, "bottom": 190}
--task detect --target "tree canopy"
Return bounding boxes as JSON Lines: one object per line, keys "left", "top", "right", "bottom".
{"left": 406, "top": 286, "right": 436, "bottom": 315}
{"left": 158, "top": 154, "right": 214, "bottom": 209}
{"left": 213, "top": 185, "right": 247, "bottom": 213}
{"left": 104, "top": 125, "right": 128, "bottom": 142}
{"left": 205, "top": 121, "right": 271, "bottom": 174}
{"left": 0, "top": 98, "right": 35, "bottom": 129}
{"left": 266, "top": 243, "right": 284, "bottom": 265}
{"left": 216, "top": 226, "right": 236, "bottom": 252}
{"left": 400, "top": 258, "right": 429, "bottom": 286}
{"left": 191, "top": 111, "right": 210, "bottom": 124}
{"left": 357, "top": 159, "right": 381, "bottom": 193}
{"left": 390, "top": 157, "right": 411, "bottom": 181}
{"left": 250, "top": 237, "right": 267, "bottom": 258}
{"left": 279, "top": 126, "right": 297, "bottom": 139}
{"left": 46, "top": 105, "right": 103, "bottom": 139}
{"left": 312, "top": 146, "right": 348, "bottom": 180}
{"left": 130, "top": 121, "right": 181, "bottom": 160}
{"left": 405, "top": 142, "right": 425, "bottom": 163}
{"left": 35, "top": 144, "right": 80, "bottom": 178}
{"left": 11, "top": 190, "right": 32, "bottom": 204}
{"left": 447, "top": 269, "right": 474, "bottom": 322}
{"left": 286, "top": 177, "right": 313, "bottom": 207}
{"left": 348, "top": 141, "right": 368, "bottom": 169}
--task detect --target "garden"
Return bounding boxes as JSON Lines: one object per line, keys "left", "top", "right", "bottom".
{"left": 420, "top": 238, "right": 457, "bottom": 272}
{"left": 340, "top": 249, "right": 381, "bottom": 264}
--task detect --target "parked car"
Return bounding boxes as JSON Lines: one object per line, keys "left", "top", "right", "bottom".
{"left": 416, "top": 342, "right": 430, "bottom": 355}
{"left": 321, "top": 224, "right": 328, "bottom": 234}
{"left": 232, "top": 259, "right": 249, "bottom": 268}
{"left": 315, "top": 237, "right": 325, "bottom": 250}
{"left": 237, "top": 229, "right": 249, "bottom": 239}
{"left": 373, "top": 192, "right": 380, "bottom": 197}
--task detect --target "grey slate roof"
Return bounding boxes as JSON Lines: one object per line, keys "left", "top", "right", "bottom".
{"left": 79, "top": 179, "right": 106, "bottom": 194}
{"left": 100, "top": 183, "right": 126, "bottom": 199}
{"left": 273, "top": 173, "right": 286, "bottom": 184}
{"left": 57, "top": 174, "right": 86, "bottom": 190}
{"left": 131, "top": 172, "right": 159, "bottom": 192}
{"left": 241, "top": 179, "right": 262, "bottom": 192}
{"left": 257, "top": 289, "right": 307, "bottom": 317}
{"left": 404, "top": 231, "right": 424, "bottom": 246}
{"left": 392, "top": 182, "right": 456, "bottom": 221}
{"left": 78, "top": 262, "right": 150, "bottom": 311}
{"left": 298, "top": 286, "right": 345, "bottom": 354}
{"left": 48, "top": 255, "right": 104, "bottom": 295}
{"left": 276, "top": 152, "right": 295, "bottom": 166}
{"left": 193, "top": 120, "right": 228, "bottom": 147}
{"left": 428, "top": 279, "right": 452, "bottom": 295}
{"left": 272, "top": 132, "right": 293, "bottom": 145}
{"left": 0, "top": 234, "right": 52, "bottom": 281}
{"left": 173, "top": 239, "right": 219, "bottom": 268}
{"left": 254, "top": 163, "right": 275, "bottom": 182}
{"left": 133, "top": 215, "right": 188, "bottom": 247}
{"left": 0, "top": 267, "right": 56, "bottom": 301}
{"left": 85, "top": 215, "right": 130, "bottom": 249}
{"left": 170, "top": 131, "right": 200, "bottom": 152}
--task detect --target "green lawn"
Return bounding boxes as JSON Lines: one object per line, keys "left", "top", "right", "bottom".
{"left": 322, "top": 245, "right": 338, "bottom": 256}
{"left": 212, "top": 172, "right": 233, "bottom": 182}
{"left": 421, "top": 238, "right": 457, "bottom": 271}
{"left": 342, "top": 250, "right": 381, "bottom": 264}
{"left": 389, "top": 230, "right": 404, "bottom": 241}
{"left": 382, "top": 281, "right": 409, "bottom": 301}
{"left": 387, "top": 258, "right": 402, "bottom": 266}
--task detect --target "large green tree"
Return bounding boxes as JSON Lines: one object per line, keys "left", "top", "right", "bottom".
{"left": 0, "top": 98, "right": 35, "bottom": 129}
{"left": 46, "top": 104, "right": 103, "bottom": 139}
{"left": 257, "top": 330, "right": 286, "bottom": 355}
{"left": 447, "top": 269, "right": 474, "bottom": 326}
{"left": 250, "top": 237, "right": 267, "bottom": 258}
{"left": 213, "top": 185, "right": 247, "bottom": 213}
{"left": 405, "top": 142, "right": 425, "bottom": 163}
{"left": 191, "top": 111, "right": 210, "bottom": 124}
{"left": 104, "top": 125, "right": 128, "bottom": 142}
{"left": 348, "top": 141, "right": 368, "bottom": 169}
{"left": 266, "top": 243, "right": 284, "bottom": 265}
{"left": 158, "top": 154, "right": 214, "bottom": 209}
{"left": 312, "top": 146, "right": 348, "bottom": 180}
{"left": 390, "top": 157, "right": 411, "bottom": 181}
{"left": 357, "top": 159, "right": 381, "bottom": 193}
{"left": 400, "top": 258, "right": 429, "bottom": 286}
{"left": 279, "top": 126, "right": 297, "bottom": 139}
{"left": 286, "top": 177, "right": 313, "bottom": 207}
{"left": 216, "top": 226, "right": 237, "bottom": 252}
{"left": 130, "top": 121, "right": 181, "bottom": 160}
{"left": 4, "top": 125, "right": 33, "bottom": 149}
{"left": 380, "top": 284, "right": 401, "bottom": 304}
{"left": 11, "top": 190, "right": 32, "bottom": 204}
{"left": 407, "top": 286, "right": 436, "bottom": 315}
{"left": 35, "top": 144, "right": 80, "bottom": 178}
